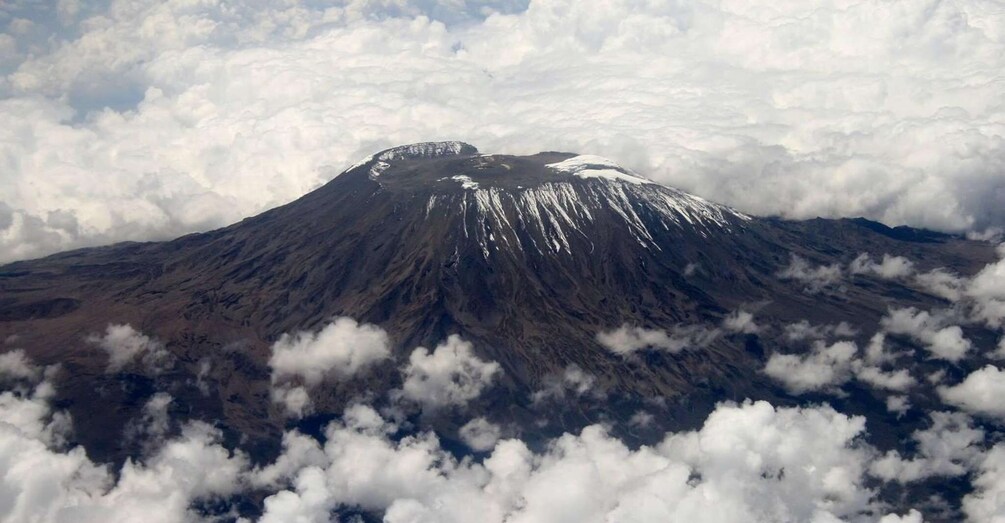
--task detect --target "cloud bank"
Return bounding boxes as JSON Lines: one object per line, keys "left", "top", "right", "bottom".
{"left": 1, "top": 0, "right": 1004, "bottom": 262}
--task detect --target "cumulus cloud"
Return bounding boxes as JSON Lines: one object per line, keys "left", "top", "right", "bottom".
{"left": 765, "top": 336, "right": 916, "bottom": 395}
{"left": 938, "top": 365, "right": 1005, "bottom": 420}
{"left": 458, "top": 417, "right": 502, "bottom": 452}
{"left": 0, "top": 351, "right": 251, "bottom": 523}
{"left": 531, "top": 364, "right": 603, "bottom": 404}
{"left": 855, "top": 365, "right": 917, "bottom": 392}
{"left": 881, "top": 307, "right": 972, "bottom": 362}
{"left": 784, "top": 320, "right": 857, "bottom": 342}
{"left": 1, "top": 0, "right": 1004, "bottom": 263}
{"left": 850, "top": 253, "right": 915, "bottom": 279}
{"left": 722, "top": 310, "right": 759, "bottom": 334}
{"left": 87, "top": 323, "right": 171, "bottom": 373}
{"left": 124, "top": 391, "right": 174, "bottom": 447}
{"left": 870, "top": 412, "right": 984, "bottom": 483}
{"left": 965, "top": 244, "right": 1005, "bottom": 328}
{"left": 777, "top": 255, "right": 843, "bottom": 293}
{"left": 764, "top": 340, "right": 858, "bottom": 394}
{"left": 267, "top": 317, "right": 390, "bottom": 416}
{"left": 879, "top": 510, "right": 925, "bottom": 523}
{"left": 259, "top": 400, "right": 896, "bottom": 522}
{"left": 886, "top": 395, "right": 911, "bottom": 417}
{"left": 269, "top": 317, "right": 391, "bottom": 386}
{"left": 0, "top": 355, "right": 954, "bottom": 522}
{"left": 915, "top": 268, "right": 968, "bottom": 302}
{"left": 397, "top": 335, "right": 500, "bottom": 410}
{"left": 271, "top": 384, "right": 313, "bottom": 418}
{"left": 0, "top": 348, "right": 41, "bottom": 382}
{"left": 597, "top": 323, "right": 719, "bottom": 355}
{"left": 964, "top": 443, "right": 1005, "bottom": 522}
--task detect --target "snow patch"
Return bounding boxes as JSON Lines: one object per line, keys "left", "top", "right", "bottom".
{"left": 377, "top": 141, "right": 475, "bottom": 162}
{"left": 547, "top": 155, "right": 652, "bottom": 185}
{"left": 450, "top": 175, "right": 479, "bottom": 190}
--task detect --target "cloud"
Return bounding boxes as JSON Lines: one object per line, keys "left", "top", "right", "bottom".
{"left": 722, "top": 310, "right": 759, "bottom": 334}
{"left": 850, "top": 253, "right": 916, "bottom": 279}
{"left": 854, "top": 365, "right": 917, "bottom": 392}
{"left": 879, "top": 511, "right": 924, "bottom": 523}
{"left": 124, "top": 392, "right": 174, "bottom": 448}
{"left": 1, "top": 0, "right": 1004, "bottom": 263}
{"left": 267, "top": 317, "right": 391, "bottom": 416}
{"left": 87, "top": 323, "right": 171, "bottom": 374}
{"left": 458, "top": 417, "right": 502, "bottom": 452}
{"left": 938, "top": 365, "right": 1005, "bottom": 420}
{"left": 965, "top": 244, "right": 1005, "bottom": 328}
{"left": 886, "top": 395, "right": 910, "bottom": 417}
{"left": 765, "top": 336, "right": 916, "bottom": 394}
{"left": 881, "top": 307, "right": 972, "bottom": 362}
{"left": 531, "top": 364, "right": 604, "bottom": 404}
{"left": 596, "top": 323, "right": 719, "bottom": 355}
{"left": 259, "top": 400, "right": 898, "bottom": 522}
{"left": 963, "top": 443, "right": 1005, "bottom": 522}
{"left": 777, "top": 255, "right": 843, "bottom": 293}
{"left": 269, "top": 317, "right": 391, "bottom": 386}
{"left": 397, "top": 335, "right": 501, "bottom": 410}
{"left": 0, "top": 348, "right": 41, "bottom": 382}
{"left": 915, "top": 268, "right": 968, "bottom": 302}
{"left": 764, "top": 340, "right": 857, "bottom": 394}
{"left": 783, "top": 320, "right": 857, "bottom": 342}
{"left": 0, "top": 357, "right": 957, "bottom": 522}
{"left": 0, "top": 351, "right": 251, "bottom": 523}
{"left": 870, "top": 412, "right": 984, "bottom": 483}
{"left": 271, "top": 384, "right": 313, "bottom": 418}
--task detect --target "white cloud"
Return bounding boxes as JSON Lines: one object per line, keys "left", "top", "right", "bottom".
{"left": 915, "top": 268, "right": 968, "bottom": 302}
{"left": 629, "top": 411, "right": 655, "bottom": 429}
{"left": 995, "top": 336, "right": 1005, "bottom": 359}
{"left": 765, "top": 336, "right": 917, "bottom": 394}
{"left": 0, "top": 361, "right": 942, "bottom": 522}
{"left": 260, "top": 400, "right": 897, "bottom": 522}
{"left": 722, "top": 310, "right": 759, "bottom": 334}
{"left": 0, "top": 355, "right": 252, "bottom": 523}
{"left": 886, "top": 395, "right": 910, "bottom": 417}
{"left": 854, "top": 365, "right": 917, "bottom": 392}
{"left": 965, "top": 244, "right": 1005, "bottom": 328}
{"left": 881, "top": 307, "right": 972, "bottom": 362}
{"left": 850, "top": 253, "right": 915, "bottom": 279}
{"left": 124, "top": 392, "right": 173, "bottom": 446}
{"left": 784, "top": 320, "right": 857, "bottom": 342}
{"left": 251, "top": 430, "right": 327, "bottom": 490}
{"left": 459, "top": 417, "right": 502, "bottom": 452}
{"left": 938, "top": 365, "right": 1005, "bottom": 420}
{"left": 2, "top": 0, "right": 1004, "bottom": 262}
{"left": 271, "top": 384, "right": 312, "bottom": 418}
{"left": 777, "top": 255, "right": 843, "bottom": 293}
{"left": 870, "top": 412, "right": 984, "bottom": 483}
{"left": 0, "top": 348, "right": 41, "bottom": 382}
{"left": 268, "top": 317, "right": 391, "bottom": 386}
{"left": 87, "top": 323, "right": 171, "bottom": 374}
{"left": 764, "top": 340, "right": 857, "bottom": 394}
{"left": 398, "top": 335, "right": 501, "bottom": 410}
{"left": 963, "top": 443, "right": 1005, "bottom": 522}
{"left": 531, "top": 364, "right": 603, "bottom": 404}
{"left": 879, "top": 510, "right": 924, "bottom": 523}
{"left": 597, "top": 323, "right": 719, "bottom": 355}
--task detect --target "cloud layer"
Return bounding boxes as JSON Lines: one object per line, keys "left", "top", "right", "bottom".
{"left": 2, "top": 0, "right": 1004, "bottom": 262}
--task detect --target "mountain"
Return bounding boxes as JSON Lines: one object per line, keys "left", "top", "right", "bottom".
{"left": 0, "top": 142, "right": 1000, "bottom": 518}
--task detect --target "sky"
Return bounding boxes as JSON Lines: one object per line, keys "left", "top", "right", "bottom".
{"left": 0, "top": 0, "right": 1003, "bottom": 263}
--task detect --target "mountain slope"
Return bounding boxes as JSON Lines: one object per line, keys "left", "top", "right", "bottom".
{"left": 0, "top": 142, "right": 997, "bottom": 474}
